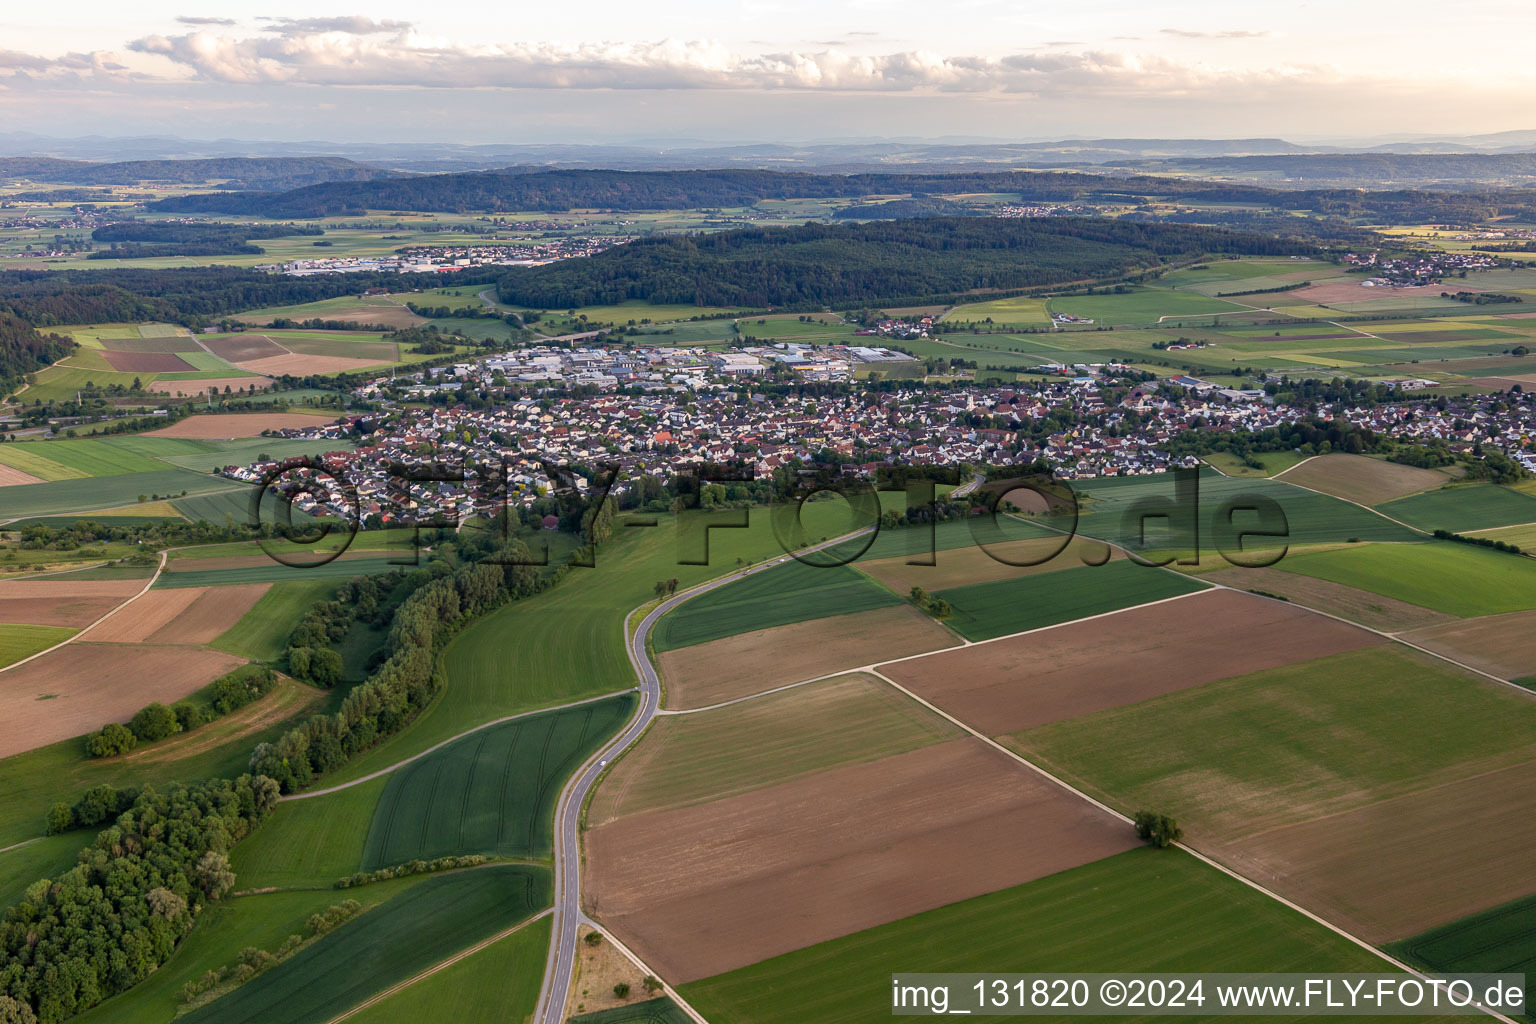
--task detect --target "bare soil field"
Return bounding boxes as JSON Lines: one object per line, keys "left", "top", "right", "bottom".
{"left": 1275, "top": 454, "right": 1448, "bottom": 506}
{"left": 239, "top": 305, "right": 424, "bottom": 330}
{"left": 590, "top": 674, "right": 960, "bottom": 826}
{"left": 1217, "top": 758, "right": 1536, "bottom": 942}
{"left": 879, "top": 589, "right": 1383, "bottom": 734}
{"left": 657, "top": 605, "right": 958, "bottom": 709}
{"left": 0, "top": 595, "right": 122, "bottom": 628}
{"left": 149, "top": 376, "right": 271, "bottom": 397}
{"left": 97, "top": 337, "right": 200, "bottom": 354}
{"left": 1202, "top": 566, "right": 1452, "bottom": 632}
{"left": 1, "top": 579, "right": 145, "bottom": 599}
{"left": 234, "top": 352, "right": 390, "bottom": 375}
{"left": 1400, "top": 610, "right": 1536, "bottom": 679}
{"left": 149, "top": 583, "right": 268, "bottom": 644}
{"left": 100, "top": 351, "right": 194, "bottom": 373}
{"left": 1292, "top": 281, "right": 1471, "bottom": 306}
{"left": 0, "top": 643, "right": 244, "bottom": 758}
{"left": 0, "top": 465, "right": 44, "bottom": 487}
{"left": 859, "top": 535, "right": 1120, "bottom": 594}
{"left": 84, "top": 587, "right": 204, "bottom": 642}
{"left": 204, "top": 335, "right": 289, "bottom": 362}
{"left": 145, "top": 412, "right": 339, "bottom": 438}
{"left": 585, "top": 738, "right": 1135, "bottom": 982}
{"left": 1466, "top": 374, "right": 1536, "bottom": 390}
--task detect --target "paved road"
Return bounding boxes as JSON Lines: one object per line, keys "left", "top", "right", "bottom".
{"left": 533, "top": 533, "right": 869, "bottom": 1024}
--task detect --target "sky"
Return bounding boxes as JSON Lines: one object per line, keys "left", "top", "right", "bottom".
{"left": 2, "top": 1, "right": 1533, "bottom": 145}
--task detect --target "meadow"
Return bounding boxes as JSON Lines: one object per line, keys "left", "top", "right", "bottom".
{"left": 1376, "top": 483, "right": 1536, "bottom": 532}
{"left": 681, "top": 848, "right": 1431, "bottom": 1024}
{"left": 943, "top": 295, "right": 1051, "bottom": 325}
{"left": 361, "top": 694, "right": 637, "bottom": 869}
{"left": 1046, "top": 287, "right": 1254, "bottom": 326}
{"left": 933, "top": 560, "right": 1208, "bottom": 641}
{"left": 177, "top": 866, "right": 550, "bottom": 1024}
{"left": 0, "top": 623, "right": 75, "bottom": 667}
{"left": 229, "top": 777, "right": 389, "bottom": 891}
{"left": 1, "top": 470, "right": 241, "bottom": 519}
{"left": 651, "top": 561, "right": 902, "bottom": 651}
{"left": 1010, "top": 646, "right": 1536, "bottom": 840}
{"left": 1273, "top": 541, "right": 1536, "bottom": 617}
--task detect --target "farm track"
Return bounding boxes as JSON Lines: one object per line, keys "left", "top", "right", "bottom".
{"left": 0, "top": 549, "right": 167, "bottom": 674}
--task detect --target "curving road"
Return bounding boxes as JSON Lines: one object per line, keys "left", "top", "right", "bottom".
{"left": 533, "top": 532, "right": 871, "bottom": 1024}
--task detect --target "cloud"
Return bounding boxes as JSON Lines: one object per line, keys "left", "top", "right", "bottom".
{"left": 116, "top": 27, "right": 1331, "bottom": 97}
{"left": 1161, "top": 28, "right": 1270, "bottom": 39}
{"left": 176, "top": 16, "right": 236, "bottom": 26}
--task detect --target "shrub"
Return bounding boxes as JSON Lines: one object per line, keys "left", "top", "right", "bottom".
{"left": 129, "top": 702, "right": 181, "bottom": 743}
{"left": 84, "top": 722, "right": 137, "bottom": 759}
{"left": 613, "top": 983, "right": 631, "bottom": 999}
{"left": 174, "top": 702, "right": 210, "bottom": 732}
{"left": 210, "top": 665, "right": 276, "bottom": 715}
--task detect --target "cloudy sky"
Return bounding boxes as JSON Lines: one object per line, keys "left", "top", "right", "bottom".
{"left": 2, "top": 1, "right": 1532, "bottom": 144}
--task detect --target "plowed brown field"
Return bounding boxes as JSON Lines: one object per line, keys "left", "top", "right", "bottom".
{"left": 657, "top": 605, "right": 959, "bottom": 709}
{"left": 146, "top": 413, "right": 339, "bottom": 438}
{"left": 234, "top": 353, "right": 389, "bottom": 375}
{"left": 586, "top": 738, "right": 1135, "bottom": 982}
{"left": 879, "top": 589, "right": 1383, "bottom": 734}
{"left": 1401, "top": 610, "right": 1536, "bottom": 680}
{"left": 84, "top": 587, "right": 204, "bottom": 642}
{"left": 149, "top": 377, "right": 271, "bottom": 397}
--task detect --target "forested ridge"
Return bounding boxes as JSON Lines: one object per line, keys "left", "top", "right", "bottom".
{"left": 86, "top": 221, "right": 324, "bottom": 260}
{"left": 0, "top": 157, "right": 395, "bottom": 191}
{"left": 495, "top": 217, "right": 1317, "bottom": 308}
{"left": 0, "top": 313, "right": 73, "bottom": 391}
{"left": 147, "top": 166, "right": 1536, "bottom": 223}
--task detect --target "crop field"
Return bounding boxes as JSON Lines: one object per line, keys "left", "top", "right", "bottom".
{"left": 933, "top": 559, "right": 1209, "bottom": 641}
{"left": 213, "top": 578, "right": 343, "bottom": 661}
{"left": 362, "top": 694, "right": 636, "bottom": 869}
{"left": 586, "top": 737, "right": 1135, "bottom": 982}
{"left": 856, "top": 534, "right": 1120, "bottom": 593}
{"left": 590, "top": 674, "right": 960, "bottom": 826}
{"left": 230, "top": 777, "right": 389, "bottom": 890}
{"left": 734, "top": 316, "right": 854, "bottom": 342}
{"left": 569, "top": 997, "right": 692, "bottom": 1024}
{"left": 883, "top": 588, "right": 1381, "bottom": 733}
{"left": 1274, "top": 541, "right": 1536, "bottom": 616}
{"left": 943, "top": 295, "right": 1051, "bottom": 324}
{"left": 1390, "top": 893, "right": 1536, "bottom": 1011}
{"left": 1274, "top": 453, "right": 1451, "bottom": 506}
{"left": 0, "top": 589, "right": 125, "bottom": 628}
{"left": 1200, "top": 564, "right": 1454, "bottom": 632}
{"left": 1200, "top": 450, "right": 1306, "bottom": 478}
{"left": 679, "top": 848, "right": 1434, "bottom": 1024}
{"left": 146, "top": 411, "right": 339, "bottom": 438}
{"left": 0, "top": 622, "right": 74, "bottom": 667}
{"left": 0, "top": 469, "right": 238, "bottom": 518}
{"left": 1046, "top": 288, "right": 1254, "bottom": 326}
{"left": 171, "top": 487, "right": 319, "bottom": 525}
{"left": 177, "top": 866, "right": 551, "bottom": 1024}
{"left": 1400, "top": 610, "right": 1536, "bottom": 680}
{"left": 343, "top": 915, "right": 551, "bottom": 1024}
{"left": 1376, "top": 483, "right": 1536, "bottom": 532}
{"left": 1010, "top": 645, "right": 1536, "bottom": 842}
{"left": 155, "top": 555, "right": 399, "bottom": 588}
{"left": 1071, "top": 469, "right": 1421, "bottom": 551}
{"left": 0, "top": 438, "right": 165, "bottom": 478}
{"left": 656, "top": 604, "right": 958, "bottom": 709}
{"left": 652, "top": 561, "right": 902, "bottom": 652}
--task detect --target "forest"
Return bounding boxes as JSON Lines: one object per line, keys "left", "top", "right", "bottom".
{"left": 495, "top": 217, "right": 1318, "bottom": 308}
{"left": 86, "top": 222, "right": 324, "bottom": 260}
{"left": 0, "top": 156, "right": 396, "bottom": 190}
{"left": 0, "top": 313, "right": 74, "bottom": 392}
{"left": 147, "top": 166, "right": 1536, "bottom": 223}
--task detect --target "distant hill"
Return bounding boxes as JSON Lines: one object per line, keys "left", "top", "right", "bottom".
{"left": 0, "top": 156, "right": 398, "bottom": 191}
{"left": 1104, "top": 152, "right": 1536, "bottom": 185}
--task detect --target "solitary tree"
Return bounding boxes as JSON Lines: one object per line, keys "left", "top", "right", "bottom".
{"left": 1133, "top": 810, "right": 1183, "bottom": 848}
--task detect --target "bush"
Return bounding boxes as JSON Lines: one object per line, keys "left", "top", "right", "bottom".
{"left": 84, "top": 722, "right": 137, "bottom": 758}
{"left": 129, "top": 702, "right": 181, "bottom": 742}
{"left": 210, "top": 665, "right": 276, "bottom": 715}
{"left": 613, "top": 983, "right": 631, "bottom": 999}
{"left": 174, "top": 702, "right": 210, "bottom": 732}
{"left": 308, "top": 647, "right": 343, "bottom": 688}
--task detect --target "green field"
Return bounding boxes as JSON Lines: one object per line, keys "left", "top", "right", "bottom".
{"left": 1010, "top": 646, "right": 1536, "bottom": 840}
{"left": 933, "top": 561, "right": 1210, "bottom": 641}
{"left": 213, "top": 579, "right": 346, "bottom": 661}
{"left": 1390, "top": 894, "right": 1536, "bottom": 1021}
{"left": 0, "top": 622, "right": 75, "bottom": 667}
{"left": 177, "top": 866, "right": 550, "bottom": 1024}
{"left": 75, "top": 877, "right": 430, "bottom": 1024}
{"left": 1200, "top": 451, "right": 1306, "bottom": 478}
{"left": 1377, "top": 484, "right": 1536, "bottom": 532}
{"left": 570, "top": 998, "right": 693, "bottom": 1024}
{"left": 0, "top": 437, "right": 167, "bottom": 478}
{"left": 944, "top": 295, "right": 1051, "bottom": 325}
{"left": 0, "top": 469, "right": 237, "bottom": 519}
{"left": 1274, "top": 541, "right": 1536, "bottom": 616}
{"left": 0, "top": 833, "right": 87, "bottom": 910}
{"left": 172, "top": 487, "right": 319, "bottom": 526}
{"left": 682, "top": 848, "right": 1432, "bottom": 1024}
{"left": 158, "top": 555, "right": 402, "bottom": 589}
{"left": 361, "top": 694, "right": 636, "bottom": 870}
{"left": 341, "top": 914, "right": 550, "bottom": 1024}
{"left": 1047, "top": 288, "right": 1254, "bottom": 326}
{"left": 652, "top": 561, "right": 902, "bottom": 651}
{"left": 229, "top": 777, "right": 388, "bottom": 891}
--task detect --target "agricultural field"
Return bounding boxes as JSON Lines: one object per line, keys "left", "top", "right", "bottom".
{"left": 933, "top": 559, "right": 1209, "bottom": 641}
{"left": 650, "top": 560, "right": 902, "bottom": 652}
{"left": 1273, "top": 540, "right": 1536, "bottom": 616}
{"left": 1046, "top": 287, "right": 1255, "bottom": 326}
{"left": 230, "top": 777, "right": 390, "bottom": 891}
{"left": 943, "top": 295, "right": 1051, "bottom": 325}
{"left": 0, "top": 469, "right": 240, "bottom": 519}
{"left": 146, "top": 411, "right": 341, "bottom": 437}
{"left": 1273, "top": 453, "right": 1452, "bottom": 505}
{"left": 655, "top": 604, "right": 958, "bottom": 709}
{"left": 1200, "top": 450, "right": 1306, "bottom": 478}
{"left": 589, "top": 674, "right": 961, "bottom": 826}
{"left": 586, "top": 736, "right": 1135, "bottom": 982}
{"left": 855, "top": 534, "right": 1120, "bottom": 593}
{"left": 1400, "top": 610, "right": 1536, "bottom": 681}
{"left": 213, "top": 578, "right": 344, "bottom": 661}
{"left": 177, "top": 866, "right": 551, "bottom": 1024}
{"left": 1376, "top": 483, "right": 1536, "bottom": 532}
{"left": 155, "top": 554, "right": 400, "bottom": 588}
{"left": 361, "top": 693, "right": 636, "bottom": 869}
{"left": 569, "top": 997, "right": 692, "bottom": 1024}
{"left": 1389, "top": 894, "right": 1536, "bottom": 1013}
{"left": 1200, "top": 564, "right": 1454, "bottom": 632}
{"left": 680, "top": 848, "right": 1442, "bottom": 1024}
{"left": 0, "top": 622, "right": 74, "bottom": 667}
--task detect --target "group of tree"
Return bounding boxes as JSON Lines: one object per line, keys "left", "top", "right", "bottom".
{"left": 1432, "top": 528, "right": 1525, "bottom": 555}
{"left": 5, "top": 775, "right": 281, "bottom": 1023}
{"left": 0, "top": 312, "right": 73, "bottom": 395}
{"left": 907, "top": 585, "right": 954, "bottom": 620}
{"left": 87, "top": 221, "right": 322, "bottom": 260}
{"left": 81, "top": 667, "right": 278, "bottom": 760}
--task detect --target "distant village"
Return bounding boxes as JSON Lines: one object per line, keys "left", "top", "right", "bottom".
{"left": 222, "top": 336, "right": 1536, "bottom": 526}
{"left": 259, "top": 237, "right": 631, "bottom": 276}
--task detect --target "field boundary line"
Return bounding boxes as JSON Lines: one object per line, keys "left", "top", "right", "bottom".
{"left": 1267, "top": 465, "right": 1429, "bottom": 534}
{"left": 321, "top": 908, "right": 552, "bottom": 1024}
{"left": 0, "top": 549, "right": 167, "bottom": 675}
{"left": 659, "top": 666, "right": 886, "bottom": 716}
{"left": 863, "top": 667, "right": 1522, "bottom": 1024}
{"left": 577, "top": 913, "right": 712, "bottom": 1024}
{"left": 283, "top": 690, "right": 636, "bottom": 801}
